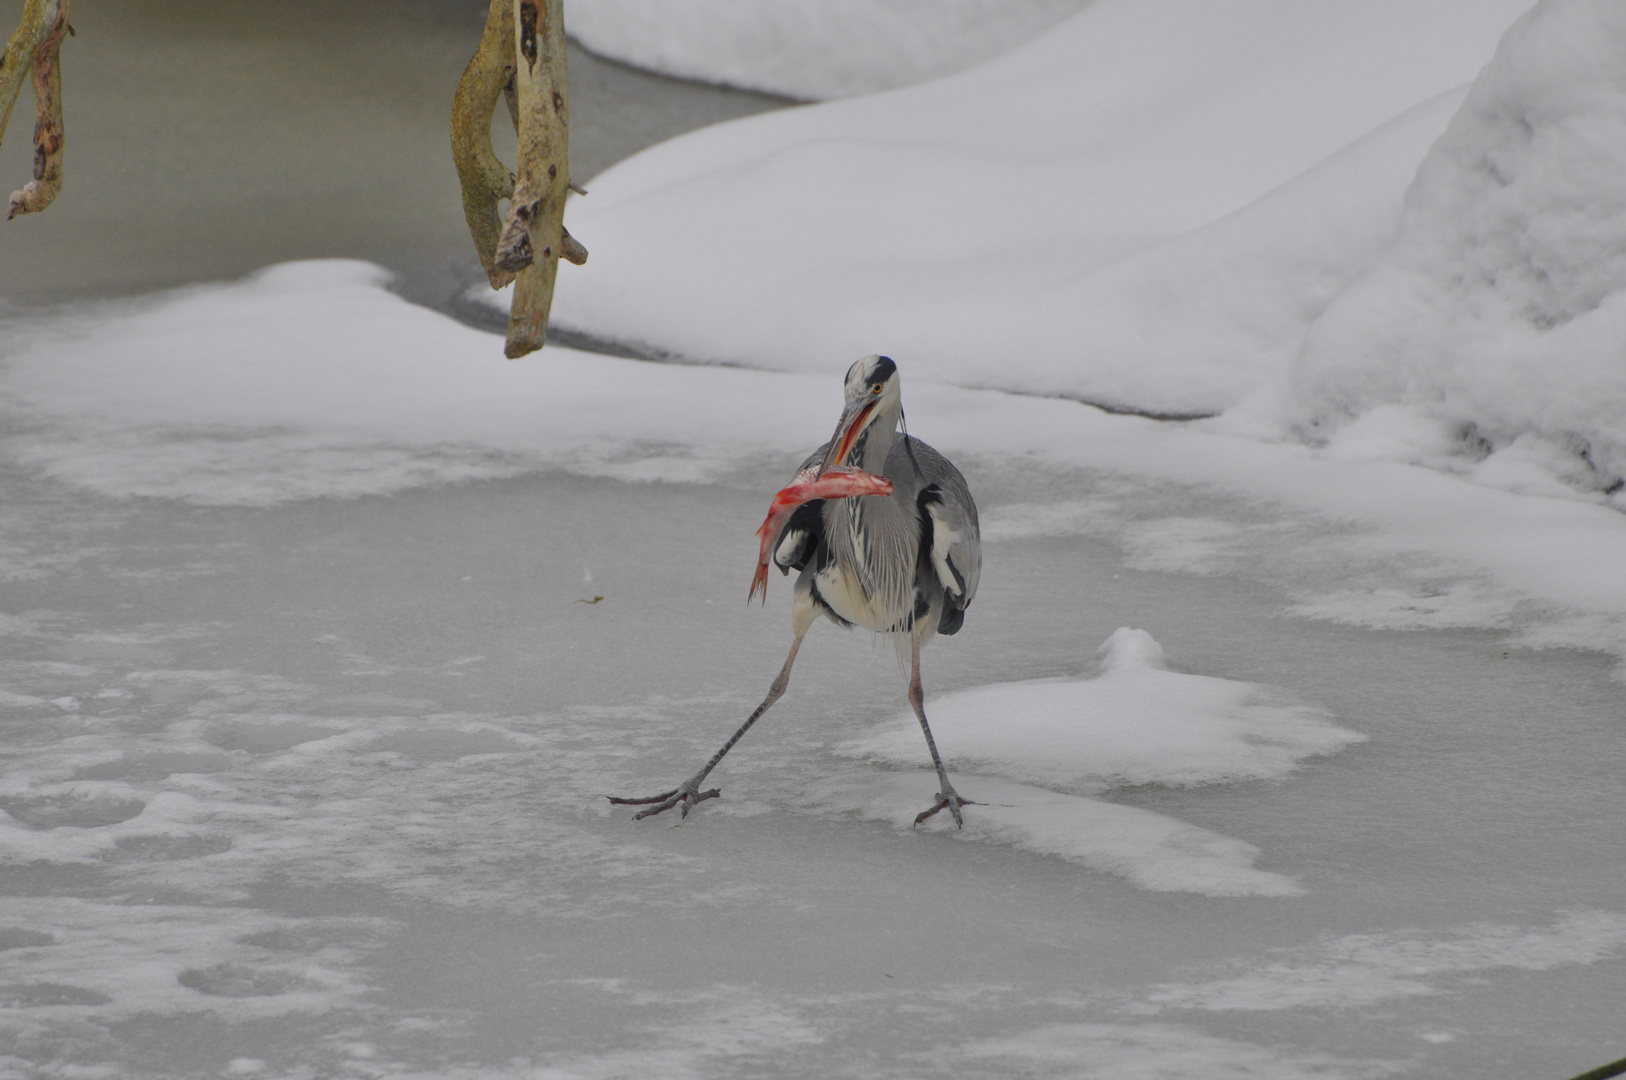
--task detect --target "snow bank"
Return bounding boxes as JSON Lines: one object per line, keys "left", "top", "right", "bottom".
{"left": 1286, "top": 0, "right": 1626, "bottom": 488}
{"left": 841, "top": 628, "right": 1361, "bottom": 792}
{"left": 509, "top": 0, "right": 1531, "bottom": 418}
{"left": 0, "top": 261, "right": 852, "bottom": 505}
{"left": 568, "top": 0, "right": 1091, "bottom": 101}
{"left": 551, "top": 0, "right": 1626, "bottom": 501}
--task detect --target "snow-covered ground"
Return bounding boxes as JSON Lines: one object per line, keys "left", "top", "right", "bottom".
{"left": 6, "top": 0, "right": 1626, "bottom": 1075}
{"left": 514, "top": 0, "right": 1626, "bottom": 497}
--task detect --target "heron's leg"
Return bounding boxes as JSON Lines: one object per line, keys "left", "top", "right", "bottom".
{"left": 907, "top": 631, "right": 973, "bottom": 829}
{"left": 609, "top": 597, "right": 817, "bottom": 822}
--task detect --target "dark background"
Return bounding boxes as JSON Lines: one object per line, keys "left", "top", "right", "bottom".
{"left": 0, "top": 0, "right": 786, "bottom": 314}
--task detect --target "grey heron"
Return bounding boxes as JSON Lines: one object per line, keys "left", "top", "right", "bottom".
{"left": 610, "top": 354, "right": 983, "bottom": 827}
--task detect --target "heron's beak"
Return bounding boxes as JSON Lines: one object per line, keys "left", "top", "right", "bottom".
{"left": 821, "top": 399, "right": 876, "bottom": 473}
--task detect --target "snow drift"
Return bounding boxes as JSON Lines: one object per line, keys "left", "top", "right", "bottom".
{"left": 1287, "top": 0, "right": 1626, "bottom": 490}
{"left": 543, "top": 0, "right": 1626, "bottom": 497}
{"left": 567, "top": 0, "right": 1092, "bottom": 101}
{"left": 517, "top": 0, "right": 1533, "bottom": 419}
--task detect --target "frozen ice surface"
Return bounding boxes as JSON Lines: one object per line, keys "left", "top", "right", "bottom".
{"left": 568, "top": 0, "right": 1092, "bottom": 100}
{"left": 808, "top": 772, "right": 1307, "bottom": 897}
{"left": 2, "top": 266, "right": 1626, "bottom": 1076}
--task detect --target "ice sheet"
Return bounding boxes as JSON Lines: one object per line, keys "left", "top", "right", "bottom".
{"left": 2, "top": 427, "right": 1624, "bottom": 1075}
{"left": 1148, "top": 911, "right": 1626, "bottom": 1011}
{"left": 808, "top": 771, "right": 1305, "bottom": 897}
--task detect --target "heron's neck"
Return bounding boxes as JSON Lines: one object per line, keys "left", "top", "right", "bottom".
{"left": 854, "top": 408, "right": 900, "bottom": 474}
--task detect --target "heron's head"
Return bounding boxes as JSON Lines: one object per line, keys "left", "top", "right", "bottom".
{"left": 822, "top": 354, "right": 901, "bottom": 472}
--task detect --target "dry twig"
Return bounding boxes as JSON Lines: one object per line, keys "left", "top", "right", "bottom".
{"left": 1, "top": 0, "right": 70, "bottom": 221}
{"left": 451, "top": 0, "right": 518, "bottom": 289}
{"left": 452, "top": 0, "right": 583, "bottom": 357}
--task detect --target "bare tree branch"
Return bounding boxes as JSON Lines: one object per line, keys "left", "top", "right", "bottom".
{"left": 453, "top": 0, "right": 583, "bottom": 356}
{"left": 500, "top": 0, "right": 578, "bottom": 358}
{"left": 2, "top": 0, "right": 69, "bottom": 221}
{"left": 451, "top": 0, "right": 518, "bottom": 289}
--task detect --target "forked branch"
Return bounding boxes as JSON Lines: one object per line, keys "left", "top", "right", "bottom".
{"left": 452, "top": 0, "right": 584, "bottom": 358}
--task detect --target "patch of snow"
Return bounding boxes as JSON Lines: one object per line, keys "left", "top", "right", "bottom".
{"left": 536, "top": 0, "right": 1626, "bottom": 505}
{"left": 840, "top": 629, "right": 1361, "bottom": 792}
{"left": 0, "top": 261, "right": 846, "bottom": 506}
{"left": 1148, "top": 910, "right": 1626, "bottom": 1011}
{"left": 0, "top": 897, "right": 379, "bottom": 1036}
{"left": 821, "top": 629, "right": 1357, "bottom": 895}
{"left": 955, "top": 1022, "right": 1389, "bottom": 1080}
{"left": 568, "top": 0, "right": 1092, "bottom": 100}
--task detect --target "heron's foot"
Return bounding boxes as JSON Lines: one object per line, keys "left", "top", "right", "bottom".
{"left": 606, "top": 778, "right": 720, "bottom": 821}
{"left": 914, "top": 785, "right": 977, "bottom": 829}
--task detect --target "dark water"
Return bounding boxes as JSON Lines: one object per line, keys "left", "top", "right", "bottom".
{"left": 0, "top": 0, "right": 789, "bottom": 315}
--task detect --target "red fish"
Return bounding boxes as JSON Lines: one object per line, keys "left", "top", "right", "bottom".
{"left": 749, "top": 468, "right": 894, "bottom": 603}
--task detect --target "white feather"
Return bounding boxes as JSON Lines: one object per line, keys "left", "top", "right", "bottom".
{"left": 927, "top": 502, "right": 963, "bottom": 597}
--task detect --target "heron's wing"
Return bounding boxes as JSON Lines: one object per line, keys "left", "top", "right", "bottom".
{"left": 902, "top": 438, "right": 981, "bottom": 615}
{"left": 771, "top": 443, "right": 835, "bottom": 576}
{"left": 772, "top": 500, "right": 824, "bottom": 575}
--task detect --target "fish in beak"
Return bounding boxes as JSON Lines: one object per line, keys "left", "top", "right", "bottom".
{"left": 749, "top": 467, "right": 893, "bottom": 603}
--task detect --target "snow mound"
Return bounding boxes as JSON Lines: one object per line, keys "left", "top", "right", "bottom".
{"left": 516, "top": 0, "right": 1531, "bottom": 418}
{"left": 1288, "top": 0, "right": 1626, "bottom": 489}
{"left": 809, "top": 772, "right": 1303, "bottom": 897}
{"left": 822, "top": 629, "right": 1358, "bottom": 894}
{"left": 839, "top": 629, "right": 1362, "bottom": 792}
{"left": 568, "top": 0, "right": 1091, "bottom": 101}
{"left": 0, "top": 261, "right": 850, "bottom": 505}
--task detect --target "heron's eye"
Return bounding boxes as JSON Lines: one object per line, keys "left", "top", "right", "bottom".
{"left": 871, "top": 383, "right": 883, "bottom": 395}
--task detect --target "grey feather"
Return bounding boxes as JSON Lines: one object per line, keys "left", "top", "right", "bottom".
{"left": 770, "top": 433, "right": 979, "bottom": 639}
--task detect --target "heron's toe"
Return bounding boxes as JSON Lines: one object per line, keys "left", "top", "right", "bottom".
{"left": 606, "top": 781, "right": 720, "bottom": 821}
{"left": 913, "top": 789, "right": 975, "bottom": 829}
